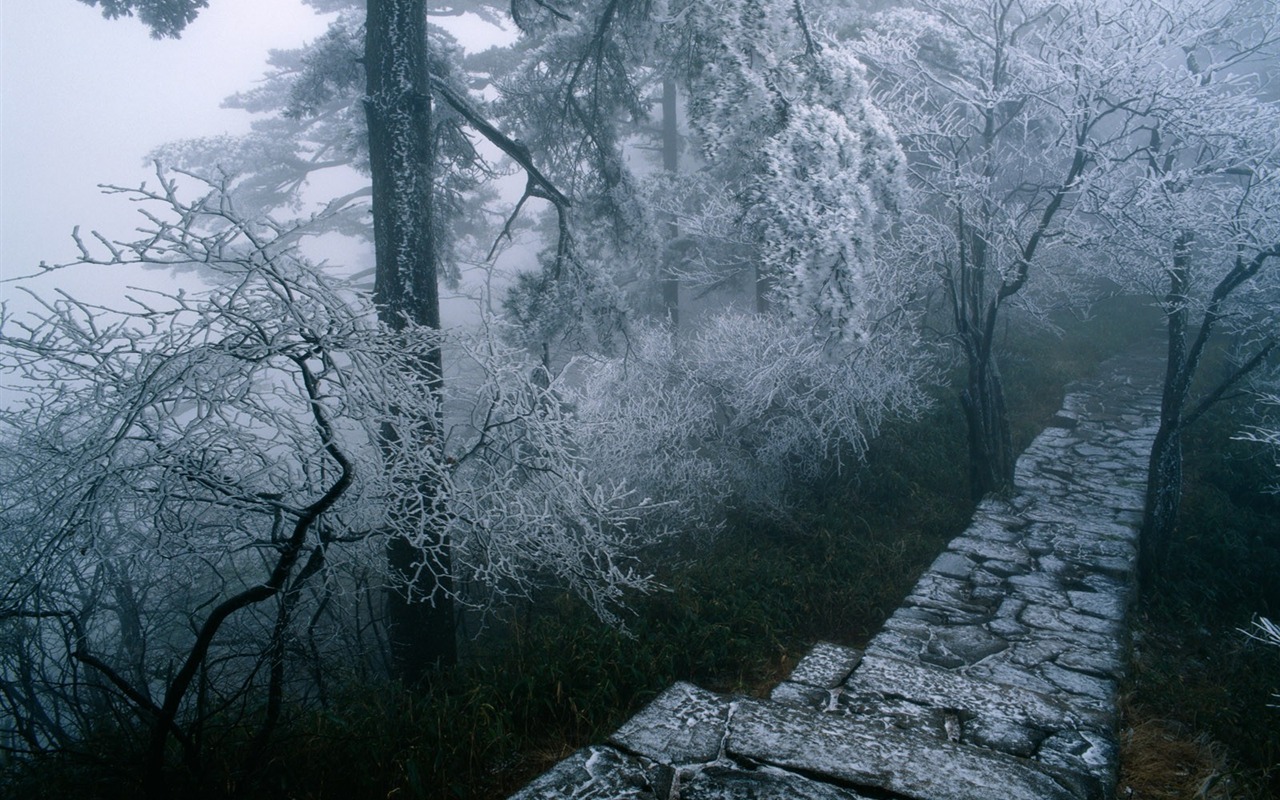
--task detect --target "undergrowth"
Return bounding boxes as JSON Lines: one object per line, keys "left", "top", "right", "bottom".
{"left": 1121, "top": 394, "right": 1280, "bottom": 799}
{"left": 3, "top": 297, "right": 1167, "bottom": 799}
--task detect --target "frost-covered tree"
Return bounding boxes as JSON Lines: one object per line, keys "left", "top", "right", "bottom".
{"left": 501, "top": 0, "right": 907, "bottom": 346}
{"left": 679, "top": 0, "right": 905, "bottom": 335}
{"left": 494, "top": 0, "right": 670, "bottom": 353}
{"left": 78, "top": 0, "right": 576, "bottom": 680}
{"left": 569, "top": 312, "right": 932, "bottom": 531}
{"left": 0, "top": 173, "right": 655, "bottom": 794}
{"left": 849, "top": 1, "right": 1280, "bottom": 534}
{"left": 77, "top": 0, "right": 206, "bottom": 37}
{"left": 846, "top": 0, "right": 1127, "bottom": 499}
{"left": 1058, "top": 0, "right": 1280, "bottom": 583}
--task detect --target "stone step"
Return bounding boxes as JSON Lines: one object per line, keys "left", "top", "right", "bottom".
{"left": 591, "top": 682, "right": 1102, "bottom": 800}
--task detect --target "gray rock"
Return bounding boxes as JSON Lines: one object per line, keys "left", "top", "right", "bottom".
{"left": 1057, "top": 645, "right": 1126, "bottom": 681}
{"left": 680, "top": 764, "right": 874, "bottom": 800}
{"left": 920, "top": 626, "right": 1009, "bottom": 669}
{"left": 833, "top": 690, "right": 945, "bottom": 735}
{"left": 769, "top": 681, "right": 829, "bottom": 710}
{"left": 931, "top": 551, "right": 976, "bottom": 579}
{"left": 728, "top": 699, "right": 1101, "bottom": 800}
{"left": 507, "top": 746, "right": 655, "bottom": 800}
{"left": 1038, "top": 728, "right": 1119, "bottom": 783}
{"left": 788, "top": 642, "right": 862, "bottom": 688}
{"left": 848, "top": 654, "right": 1106, "bottom": 730}
{"left": 1040, "top": 662, "right": 1115, "bottom": 704}
{"left": 963, "top": 716, "right": 1048, "bottom": 757}
{"left": 1067, "top": 590, "right": 1127, "bottom": 621}
{"left": 1007, "top": 638, "right": 1071, "bottom": 669}
{"left": 609, "top": 682, "right": 731, "bottom": 765}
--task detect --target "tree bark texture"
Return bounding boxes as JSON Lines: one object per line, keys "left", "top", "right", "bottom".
{"left": 1140, "top": 235, "right": 1195, "bottom": 588}
{"left": 364, "top": 0, "right": 457, "bottom": 679}
{"left": 960, "top": 346, "right": 1015, "bottom": 500}
{"left": 660, "top": 77, "right": 680, "bottom": 327}
{"left": 950, "top": 200, "right": 1016, "bottom": 500}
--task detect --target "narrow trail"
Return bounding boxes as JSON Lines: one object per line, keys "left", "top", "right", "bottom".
{"left": 511, "top": 342, "right": 1166, "bottom": 800}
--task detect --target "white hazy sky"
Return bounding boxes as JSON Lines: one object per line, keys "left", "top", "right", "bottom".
{"left": 1, "top": 0, "right": 519, "bottom": 328}
{"left": 1, "top": 0, "right": 334, "bottom": 283}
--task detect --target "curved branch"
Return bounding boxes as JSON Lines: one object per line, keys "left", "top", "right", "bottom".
{"left": 429, "top": 76, "right": 571, "bottom": 210}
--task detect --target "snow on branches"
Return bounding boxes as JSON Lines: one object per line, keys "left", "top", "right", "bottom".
{"left": 683, "top": 0, "right": 905, "bottom": 338}
{"left": 569, "top": 311, "right": 932, "bottom": 530}
{"left": 0, "top": 169, "right": 656, "bottom": 755}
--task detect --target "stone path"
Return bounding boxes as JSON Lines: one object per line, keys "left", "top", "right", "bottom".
{"left": 509, "top": 345, "right": 1165, "bottom": 800}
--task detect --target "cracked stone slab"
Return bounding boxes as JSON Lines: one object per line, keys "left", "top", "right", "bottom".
{"left": 919, "top": 625, "right": 1009, "bottom": 669}
{"left": 1057, "top": 645, "right": 1126, "bottom": 680}
{"left": 1040, "top": 662, "right": 1116, "bottom": 703}
{"left": 508, "top": 745, "right": 655, "bottom": 799}
{"left": 609, "top": 682, "right": 731, "bottom": 765}
{"left": 963, "top": 661, "right": 1061, "bottom": 698}
{"left": 728, "top": 698, "right": 1102, "bottom": 800}
{"left": 1020, "top": 602, "right": 1124, "bottom": 638}
{"left": 787, "top": 642, "right": 863, "bottom": 688}
{"left": 769, "top": 681, "right": 830, "bottom": 710}
{"left": 848, "top": 653, "right": 1108, "bottom": 731}
{"left": 946, "top": 536, "right": 1036, "bottom": 569}
{"left": 903, "top": 573, "right": 998, "bottom": 620}
{"left": 1038, "top": 728, "right": 1120, "bottom": 781}
{"left": 963, "top": 715, "right": 1048, "bottom": 757}
{"left": 834, "top": 689, "right": 948, "bottom": 735}
{"left": 1067, "top": 589, "right": 1128, "bottom": 621}
{"left": 680, "top": 764, "right": 875, "bottom": 800}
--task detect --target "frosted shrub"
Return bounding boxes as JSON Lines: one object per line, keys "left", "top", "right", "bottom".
{"left": 0, "top": 170, "right": 660, "bottom": 761}
{"left": 570, "top": 312, "right": 931, "bottom": 532}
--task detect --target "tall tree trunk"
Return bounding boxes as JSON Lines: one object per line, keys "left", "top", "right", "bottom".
{"left": 660, "top": 77, "right": 680, "bottom": 327}
{"left": 1141, "top": 417, "right": 1183, "bottom": 585}
{"left": 364, "top": 0, "right": 457, "bottom": 680}
{"left": 961, "top": 344, "right": 1015, "bottom": 500}
{"left": 952, "top": 200, "right": 1015, "bottom": 500}
{"left": 1140, "top": 237, "right": 1192, "bottom": 589}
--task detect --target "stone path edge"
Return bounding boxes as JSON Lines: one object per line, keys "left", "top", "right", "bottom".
{"left": 507, "top": 346, "right": 1163, "bottom": 800}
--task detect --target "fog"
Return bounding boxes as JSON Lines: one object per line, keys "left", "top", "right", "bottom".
{"left": 0, "top": 2, "right": 1277, "bottom": 798}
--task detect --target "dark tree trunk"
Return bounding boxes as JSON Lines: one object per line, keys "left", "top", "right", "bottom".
{"left": 1138, "top": 235, "right": 1278, "bottom": 590}
{"left": 660, "top": 77, "right": 680, "bottom": 327}
{"left": 960, "top": 346, "right": 1015, "bottom": 500}
{"left": 1141, "top": 417, "right": 1183, "bottom": 585}
{"left": 364, "top": 0, "right": 457, "bottom": 679}
{"left": 951, "top": 199, "right": 1016, "bottom": 501}
{"left": 1140, "top": 235, "right": 1193, "bottom": 589}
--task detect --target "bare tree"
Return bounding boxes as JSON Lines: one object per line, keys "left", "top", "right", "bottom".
{"left": 1060, "top": 0, "right": 1280, "bottom": 584}
{"left": 848, "top": 0, "right": 1122, "bottom": 499}
{"left": 0, "top": 170, "right": 655, "bottom": 796}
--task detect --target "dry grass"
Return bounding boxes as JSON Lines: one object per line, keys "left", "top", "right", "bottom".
{"left": 1118, "top": 713, "right": 1271, "bottom": 800}
{"left": 1114, "top": 391, "right": 1280, "bottom": 800}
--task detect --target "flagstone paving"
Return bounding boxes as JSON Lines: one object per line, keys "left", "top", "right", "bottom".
{"left": 510, "top": 346, "right": 1164, "bottom": 799}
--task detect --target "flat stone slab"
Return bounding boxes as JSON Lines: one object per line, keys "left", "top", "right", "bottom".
{"left": 848, "top": 653, "right": 1110, "bottom": 731}
{"left": 609, "top": 682, "right": 730, "bottom": 765}
{"left": 681, "top": 764, "right": 874, "bottom": 800}
{"left": 787, "top": 642, "right": 862, "bottom": 688}
{"left": 727, "top": 698, "right": 1102, "bottom": 800}
{"left": 507, "top": 745, "right": 655, "bottom": 799}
